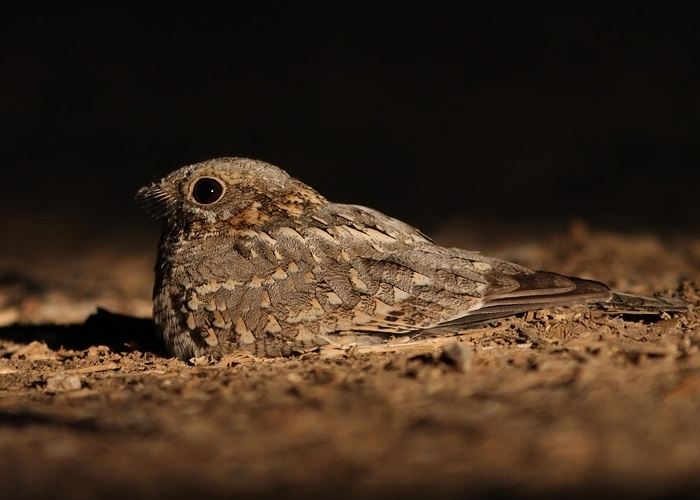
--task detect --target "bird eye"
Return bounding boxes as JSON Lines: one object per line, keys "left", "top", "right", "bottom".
{"left": 192, "top": 178, "right": 224, "bottom": 205}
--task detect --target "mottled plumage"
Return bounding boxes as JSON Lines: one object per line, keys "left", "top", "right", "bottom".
{"left": 138, "top": 157, "right": 686, "bottom": 360}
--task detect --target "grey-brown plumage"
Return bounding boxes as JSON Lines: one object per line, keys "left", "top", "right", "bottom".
{"left": 137, "top": 157, "right": 687, "bottom": 360}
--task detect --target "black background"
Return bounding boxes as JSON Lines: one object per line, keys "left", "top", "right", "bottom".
{"left": 3, "top": 3, "right": 699, "bottom": 247}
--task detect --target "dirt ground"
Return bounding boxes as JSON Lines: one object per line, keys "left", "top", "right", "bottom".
{"left": 1, "top": 220, "right": 699, "bottom": 500}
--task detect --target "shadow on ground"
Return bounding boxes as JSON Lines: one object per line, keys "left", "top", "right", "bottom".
{"left": 0, "top": 309, "right": 165, "bottom": 356}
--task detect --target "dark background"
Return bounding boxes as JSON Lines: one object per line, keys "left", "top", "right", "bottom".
{"left": 3, "top": 3, "right": 699, "bottom": 250}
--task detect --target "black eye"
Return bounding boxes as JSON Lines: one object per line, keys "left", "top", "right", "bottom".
{"left": 192, "top": 178, "right": 224, "bottom": 205}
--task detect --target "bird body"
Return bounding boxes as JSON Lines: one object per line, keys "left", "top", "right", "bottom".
{"left": 138, "top": 158, "right": 686, "bottom": 360}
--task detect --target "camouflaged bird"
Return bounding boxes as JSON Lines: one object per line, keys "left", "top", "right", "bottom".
{"left": 138, "top": 157, "right": 687, "bottom": 360}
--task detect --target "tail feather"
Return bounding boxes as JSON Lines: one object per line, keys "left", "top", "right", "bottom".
{"left": 432, "top": 271, "right": 687, "bottom": 331}
{"left": 600, "top": 292, "right": 688, "bottom": 314}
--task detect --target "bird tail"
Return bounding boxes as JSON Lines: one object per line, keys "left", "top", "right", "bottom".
{"left": 599, "top": 292, "right": 688, "bottom": 314}
{"left": 434, "top": 272, "right": 687, "bottom": 330}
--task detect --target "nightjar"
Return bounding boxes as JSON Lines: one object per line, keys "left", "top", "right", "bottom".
{"left": 138, "top": 157, "right": 687, "bottom": 360}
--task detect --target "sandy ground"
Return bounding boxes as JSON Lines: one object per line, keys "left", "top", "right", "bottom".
{"left": 1, "top": 221, "right": 699, "bottom": 499}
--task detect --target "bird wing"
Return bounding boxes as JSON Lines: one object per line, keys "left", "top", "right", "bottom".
{"left": 303, "top": 204, "right": 614, "bottom": 336}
